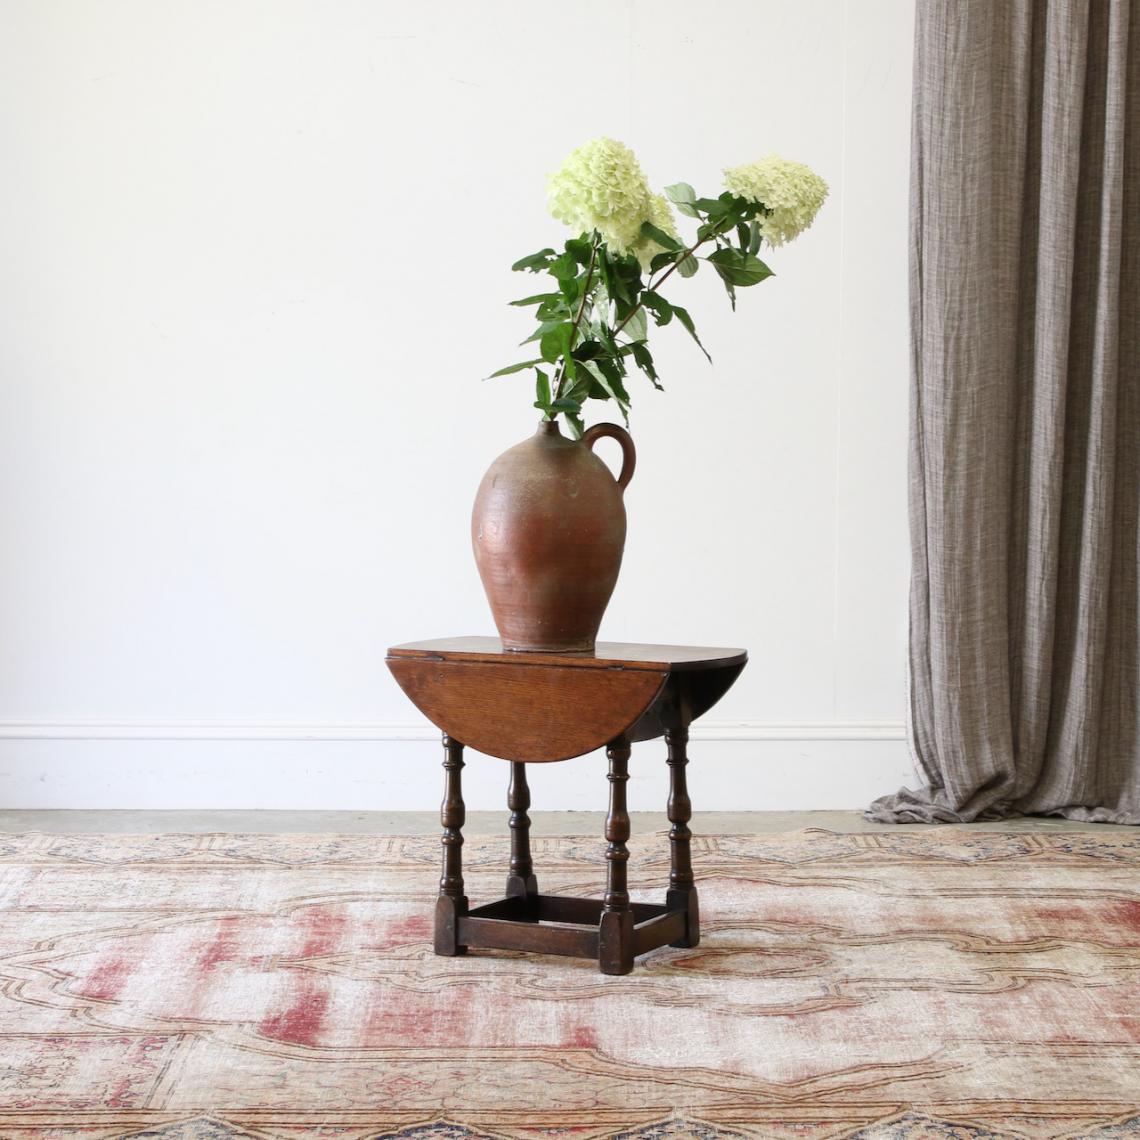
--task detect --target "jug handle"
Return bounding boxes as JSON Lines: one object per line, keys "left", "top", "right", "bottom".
{"left": 582, "top": 422, "right": 636, "bottom": 492}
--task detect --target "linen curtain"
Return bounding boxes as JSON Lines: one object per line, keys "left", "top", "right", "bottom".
{"left": 869, "top": 0, "right": 1139, "bottom": 824}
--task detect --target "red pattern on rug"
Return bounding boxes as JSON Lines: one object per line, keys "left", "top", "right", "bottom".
{"left": 0, "top": 829, "right": 1138, "bottom": 1138}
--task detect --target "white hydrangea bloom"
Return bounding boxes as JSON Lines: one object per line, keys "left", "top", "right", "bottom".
{"left": 547, "top": 138, "right": 654, "bottom": 253}
{"left": 722, "top": 155, "right": 829, "bottom": 247}
{"left": 629, "top": 194, "right": 680, "bottom": 272}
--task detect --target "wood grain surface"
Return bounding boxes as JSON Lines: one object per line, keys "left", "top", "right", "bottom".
{"left": 387, "top": 657, "right": 667, "bottom": 762}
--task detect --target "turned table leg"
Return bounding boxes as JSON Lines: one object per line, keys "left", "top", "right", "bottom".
{"left": 505, "top": 761, "right": 539, "bottom": 898}
{"left": 666, "top": 725, "right": 700, "bottom": 947}
{"left": 599, "top": 736, "right": 635, "bottom": 975}
{"left": 435, "top": 734, "right": 468, "bottom": 956}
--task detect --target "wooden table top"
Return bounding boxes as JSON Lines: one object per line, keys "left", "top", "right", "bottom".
{"left": 387, "top": 637, "right": 747, "bottom": 673}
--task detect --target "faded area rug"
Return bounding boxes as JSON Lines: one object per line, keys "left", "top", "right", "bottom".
{"left": 0, "top": 829, "right": 1138, "bottom": 1139}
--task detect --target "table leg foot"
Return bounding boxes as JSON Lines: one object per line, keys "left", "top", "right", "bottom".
{"left": 505, "top": 875, "right": 538, "bottom": 898}
{"left": 666, "top": 886, "right": 700, "bottom": 949}
{"left": 434, "top": 893, "right": 468, "bottom": 956}
{"left": 599, "top": 909, "right": 635, "bottom": 975}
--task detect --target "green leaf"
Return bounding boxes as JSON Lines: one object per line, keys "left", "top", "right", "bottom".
{"left": 707, "top": 247, "right": 775, "bottom": 287}
{"left": 597, "top": 323, "right": 619, "bottom": 356}
{"left": 596, "top": 248, "right": 615, "bottom": 302}
{"left": 559, "top": 273, "right": 582, "bottom": 305}
{"left": 571, "top": 339, "right": 601, "bottom": 362}
{"left": 550, "top": 396, "right": 583, "bottom": 412}
{"left": 522, "top": 319, "right": 565, "bottom": 344}
{"left": 649, "top": 250, "right": 677, "bottom": 274}
{"left": 698, "top": 214, "right": 737, "bottom": 242}
{"left": 665, "top": 182, "right": 699, "bottom": 218}
{"left": 606, "top": 251, "right": 643, "bottom": 308}
{"left": 676, "top": 251, "right": 699, "bottom": 278}
{"left": 748, "top": 219, "right": 762, "bottom": 255}
{"left": 511, "top": 249, "right": 556, "bottom": 272}
{"left": 597, "top": 354, "right": 630, "bottom": 395}
{"left": 566, "top": 378, "right": 592, "bottom": 405}
{"left": 539, "top": 323, "right": 572, "bottom": 364}
{"left": 582, "top": 359, "right": 631, "bottom": 425}
{"left": 614, "top": 251, "right": 644, "bottom": 284}
{"left": 621, "top": 307, "right": 648, "bottom": 343}
{"left": 549, "top": 252, "right": 579, "bottom": 281}
{"left": 565, "top": 236, "right": 593, "bottom": 265}
{"left": 603, "top": 251, "right": 632, "bottom": 305}
{"left": 695, "top": 197, "right": 731, "bottom": 217}
{"left": 641, "top": 290, "right": 673, "bottom": 326}
{"left": 665, "top": 182, "right": 696, "bottom": 205}
{"left": 510, "top": 292, "right": 560, "bottom": 308}
{"left": 534, "top": 369, "right": 551, "bottom": 409}
{"left": 631, "top": 343, "right": 662, "bottom": 390}
{"left": 639, "top": 220, "right": 681, "bottom": 251}
{"left": 564, "top": 412, "right": 585, "bottom": 440}
{"left": 536, "top": 296, "right": 570, "bottom": 320}
{"left": 736, "top": 222, "right": 751, "bottom": 250}
{"left": 672, "top": 305, "right": 711, "bottom": 363}
{"left": 488, "top": 358, "right": 544, "bottom": 378}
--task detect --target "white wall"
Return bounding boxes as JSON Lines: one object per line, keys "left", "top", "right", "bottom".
{"left": 0, "top": 0, "right": 916, "bottom": 811}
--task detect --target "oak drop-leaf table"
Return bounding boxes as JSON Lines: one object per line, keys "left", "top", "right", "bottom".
{"left": 386, "top": 637, "right": 747, "bottom": 975}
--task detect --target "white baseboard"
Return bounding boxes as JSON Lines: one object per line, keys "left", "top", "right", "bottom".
{"left": 0, "top": 719, "right": 905, "bottom": 742}
{"left": 0, "top": 718, "right": 914, "bottom": 812}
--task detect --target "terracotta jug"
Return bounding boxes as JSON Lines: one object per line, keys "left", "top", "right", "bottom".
{"left": 472, "top": 420, "right": 636, "bottom": 653}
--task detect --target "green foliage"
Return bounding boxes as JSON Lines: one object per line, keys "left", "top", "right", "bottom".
{"left": 672, "top": 305, "right": 711, "bottom": 362}
{"left": 488, "top": 358, "right": 543, "bottom": 378}
{"left": 639, "top": 220, "right": 681, "bottom": 251}
{"left": 533, "top": 369, "right": 551, "bottom": 411}
{"left": 707, "top": 248, "right": 774, "bottom": 287}
{"left": 511, "top": 249, "right": 556, "bottom": 272}
{"left": 490, "top": 188, "right": 778, "bottom": 429}
{"left": 665, "top": 182, "right": 699, "bottom": 217}
{"left": 641, "top": 290, "right": 673, "bottom": 326}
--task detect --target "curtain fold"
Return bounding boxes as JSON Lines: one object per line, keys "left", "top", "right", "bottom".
{"left": 869, "top": 0, "right": 1139, "bottom": 824}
